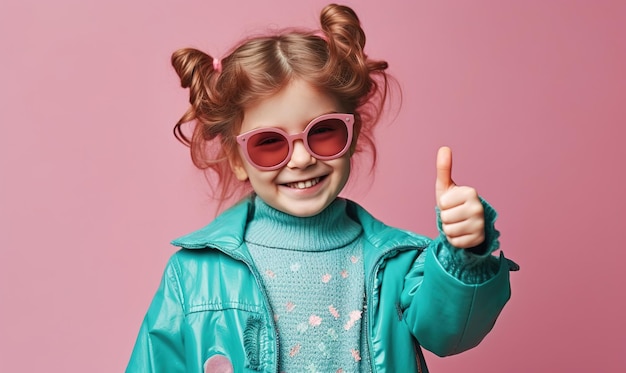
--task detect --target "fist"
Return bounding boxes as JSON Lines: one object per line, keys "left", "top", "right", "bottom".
{"left": 435, "top": 146, "right": 485, "bottom": 249}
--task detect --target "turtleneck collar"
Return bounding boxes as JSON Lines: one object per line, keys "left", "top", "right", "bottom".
{"left": 244, "top": 196, "right": 362, "bottom": 252}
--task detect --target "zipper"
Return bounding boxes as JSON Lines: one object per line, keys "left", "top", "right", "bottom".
{"left": 232, "top": 251, "right": 280, "bottom": 373}
{"left": 365, "top": 245, "right": 426, "bottom": 373}
{"left": 412, "top": 339, "right": 425, "bottom": 373}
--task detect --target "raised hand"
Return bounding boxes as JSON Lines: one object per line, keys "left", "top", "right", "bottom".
{"left": 435, "top": 146, "right": 485, "bottom": 249}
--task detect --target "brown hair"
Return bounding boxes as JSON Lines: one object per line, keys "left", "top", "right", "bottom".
{"left": 171, "top": 4, "right": 391, "bottom": 207}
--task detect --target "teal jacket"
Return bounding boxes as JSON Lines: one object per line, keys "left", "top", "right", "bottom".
{"left": 127, "top": 197, "right": 515, "bottom": 372}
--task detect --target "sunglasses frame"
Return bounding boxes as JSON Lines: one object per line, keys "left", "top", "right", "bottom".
{"left": 236, "top": 113, "right": 355, "bottom": 171}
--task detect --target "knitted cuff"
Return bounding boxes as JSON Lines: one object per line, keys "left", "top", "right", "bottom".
{"left": 435, "top": 197, "right": 501, "bottom": 284}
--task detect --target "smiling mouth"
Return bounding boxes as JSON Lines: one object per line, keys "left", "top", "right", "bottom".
{"left": 285, "top": 177, "right": 323, "bottom": 189}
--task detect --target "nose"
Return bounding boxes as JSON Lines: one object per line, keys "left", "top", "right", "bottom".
{"left": 286, "top": 139, "right": 316, "bottom": 169}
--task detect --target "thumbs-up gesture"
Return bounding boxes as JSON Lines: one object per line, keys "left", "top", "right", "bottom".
{"left": 436, "top": 147, "right": 485, "bottom": 249}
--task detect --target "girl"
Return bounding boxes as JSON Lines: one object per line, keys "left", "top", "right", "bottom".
{"left": 127, "top": 4, "right": 516, "bottom": 372}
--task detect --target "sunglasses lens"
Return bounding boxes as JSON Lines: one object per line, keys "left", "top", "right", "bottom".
{"left": 307, "top": 118, "right": 349, "bottom": 157}
{"left": 246, "top": 131, "right": 289, "bottom": 168}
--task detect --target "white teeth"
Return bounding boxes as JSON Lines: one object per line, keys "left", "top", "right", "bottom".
{"left": 287, "top": 177, "right": 321, "bottom": 189}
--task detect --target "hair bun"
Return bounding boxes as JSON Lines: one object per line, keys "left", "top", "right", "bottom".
{"left": 171, "top": 48, "right": 213, "bottom": 89}
{"left": 320, "top": 4, "right": 366, "bottom": 52}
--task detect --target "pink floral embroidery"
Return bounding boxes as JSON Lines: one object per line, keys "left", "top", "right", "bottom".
{"left": 265, "top": 269, "right": 276, "bottom": 279}
{"left": 351, "top": 349, "right": 362, "bottom": 361}
{"left": 286, "top": 302, "right": 296, "bottom": 312}
{"left": 341, "top": 269, "right": 348, "bottom": 278}
{"left": 344, "top": 310, "right": 362, "bottom": 331}
{"left": 322, "top": 273, "right": 332, "bottom": 283}
{"left": 350, "top": 255, "right": 359, "bottom": 264}
{"left": 309, "top": 315, "right": 322, "bottom": 327}
{"left": 337, "top": 369, "right": 344, "bottom": 373}
{"left": 289, "top": 344, "right": 301, "bottom": 357}
{"left": 328, "top": 305, "right": 340, "bottom": 319}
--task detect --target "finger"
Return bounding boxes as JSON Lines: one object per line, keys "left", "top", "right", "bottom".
{"left": 445, "top": 233, "right": 485, "bottom": 250}
{"left": 436, "top": 146, "right": 455, "bottom": 201}
{"left": 441, "top": 219, "right": 485, "bottom": 239}
{"left": 438, "top": 186, "right": 480, "bottom": 211}
{"left": 440, "top": 205, "right": 484, "bottom": 227}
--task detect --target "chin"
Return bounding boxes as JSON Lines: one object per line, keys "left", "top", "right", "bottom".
{"left": 279, "top": 200, "right": 333, "bottom": 218}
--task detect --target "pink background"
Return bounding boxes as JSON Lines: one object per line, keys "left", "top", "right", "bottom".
{"left": 1, "top": 0, "right": 625, "bottom": 371}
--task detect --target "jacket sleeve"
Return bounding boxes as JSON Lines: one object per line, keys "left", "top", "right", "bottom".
{"left": 126, "top": 255, "right": 187, "bottom": 372}
{"left": 400, "top": 200, "right": 513, "bottom": 357}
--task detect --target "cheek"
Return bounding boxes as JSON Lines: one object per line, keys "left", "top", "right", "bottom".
{"left": 332, "top": 156, "right": 352, "bottom": 183}
{"left": 246, "top": 167, "right": 280, "bottom": 185}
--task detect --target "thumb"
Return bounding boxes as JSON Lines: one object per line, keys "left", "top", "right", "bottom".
{"left": 436, "top": 146, "right": 455, "bottom": 203}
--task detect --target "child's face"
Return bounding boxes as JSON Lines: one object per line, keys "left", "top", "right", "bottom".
{"left": 230, "top": 79, "right": 352, "bottom": 217}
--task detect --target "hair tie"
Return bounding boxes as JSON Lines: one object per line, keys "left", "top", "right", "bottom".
{"left": 212, "top": 58, "right": 222, "bottom": 73}
{"left": 313, "top": 30, "right": 327, "bottom": 42}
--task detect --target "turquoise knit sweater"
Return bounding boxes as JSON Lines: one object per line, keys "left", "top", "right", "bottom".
{"left": 245, "top": 197, "right": 369, "bottom": 372}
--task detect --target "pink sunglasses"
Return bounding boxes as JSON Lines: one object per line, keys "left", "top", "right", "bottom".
{"left": 236, "top": 113, "right": 354, "bottom": 171}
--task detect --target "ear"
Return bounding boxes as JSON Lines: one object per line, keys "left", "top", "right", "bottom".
{"left": 228, "top": 152, "right": 249, "bottom": 181}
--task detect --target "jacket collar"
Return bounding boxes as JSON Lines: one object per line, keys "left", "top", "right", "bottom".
{"left": 170, "top": 196, "right": 253, "bottom": 253}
